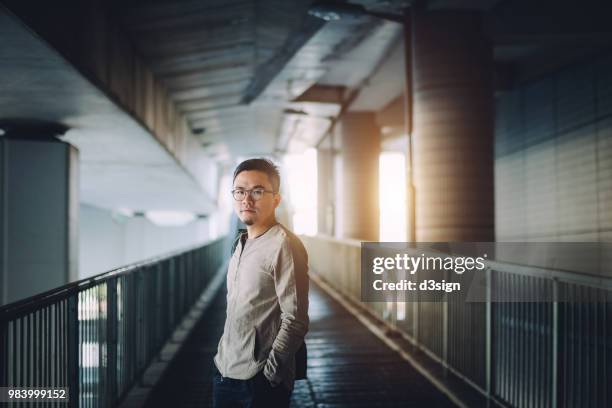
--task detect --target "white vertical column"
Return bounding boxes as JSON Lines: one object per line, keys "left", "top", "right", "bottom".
{"left": 0, "top": 128, "right": 78, "bottom": 305}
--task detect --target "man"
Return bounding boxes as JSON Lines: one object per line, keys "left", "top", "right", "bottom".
{"left": 213, "top": 158, "right": 309, "bottom": 408}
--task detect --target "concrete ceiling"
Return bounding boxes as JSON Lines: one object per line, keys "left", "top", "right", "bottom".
{"left": 0, "top": 9, "right": 216, "bottom": 213}
{"left": 4, "top": 0, "right": 612, "bottom": 216}
{"left": 119, "top": 0, "right": 318, "bottom": 160}
{"left": 118, "top": 0, "right": 408, "bottom": 159}
{"left": 0, "top": 0, "right": 407, "bottom": 216}
{"left": 117, "top": 0, "right": 612, "bottom": 164}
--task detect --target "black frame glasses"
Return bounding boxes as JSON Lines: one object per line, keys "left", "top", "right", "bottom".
{"left": 231, "top": 188, "right": 276, "bottom": 201}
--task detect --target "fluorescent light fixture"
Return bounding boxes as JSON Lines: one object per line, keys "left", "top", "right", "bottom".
{"left": 111, "top": 207, "right": 134, "bottom": 224}
{"left": 308, "top": 1, "right": 363, "bottom": 21}
{"left": 145, "top": 210, "right": 196, "bottom": 227}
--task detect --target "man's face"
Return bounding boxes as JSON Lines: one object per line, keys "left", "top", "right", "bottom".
{"left": 233, "top": 170, "right": 281, "bottom": 226}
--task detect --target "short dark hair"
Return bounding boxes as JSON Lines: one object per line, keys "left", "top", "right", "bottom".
{"left": 233, "top": 158, "right": 280, "bottom": 192}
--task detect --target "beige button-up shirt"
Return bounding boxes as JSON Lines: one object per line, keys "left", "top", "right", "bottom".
{"left": 213, "top": 223, "right": 309, "bottom": 391}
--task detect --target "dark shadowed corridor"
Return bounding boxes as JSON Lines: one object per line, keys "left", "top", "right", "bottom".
{"left": 146, "top": 282, "right": 456, "bottom": 408}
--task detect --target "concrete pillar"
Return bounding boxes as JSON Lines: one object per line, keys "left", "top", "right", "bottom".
{"left": 0, "top": 124, "right": 79, "bottom": 306}
{"left": 412, "top": 11, "right": 494, "bottom": 241}
{"left": 317, "top": 141, "right": 334, "bottom": 236}
{"left": 336, "top": 112, "right": 380, "bottom": 241}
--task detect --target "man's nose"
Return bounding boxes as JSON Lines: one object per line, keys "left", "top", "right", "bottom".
{"left": 241, "top": 192, "right": 254, "bottom": 204}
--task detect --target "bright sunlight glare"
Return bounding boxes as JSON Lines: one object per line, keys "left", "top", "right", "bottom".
{"left": 379, "top": 152, "right": 407, "bottom": 242}
{"left": 284, "top": 148, "right": 318, "bottom": 236}
{"left": 379, "top": 151, "right": 408, "bottom": 321}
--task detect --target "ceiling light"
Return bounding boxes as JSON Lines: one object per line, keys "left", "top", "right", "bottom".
{"left": 308, "top": 1, "right": 366, "bottom": 21}
{"left": 308, "top": 1, "right": 404, "bottom": 23}
{"left": 145, "top": 211, "right": 197, "bottom": 227}
{"left": 115, "top": 207, "right": 134, "bottom": 217}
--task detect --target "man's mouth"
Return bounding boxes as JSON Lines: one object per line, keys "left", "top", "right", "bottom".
{"left": 241, "top": 209, "right": 256, "bottom": 213}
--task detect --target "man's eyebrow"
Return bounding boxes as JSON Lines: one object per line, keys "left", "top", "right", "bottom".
{"left": 233, "top": 184, "right": 267, "bottom": 189}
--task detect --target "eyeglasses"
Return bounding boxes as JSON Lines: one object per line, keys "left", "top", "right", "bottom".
{"left": 231, "top": 188, "right": 276, "bottom": 201}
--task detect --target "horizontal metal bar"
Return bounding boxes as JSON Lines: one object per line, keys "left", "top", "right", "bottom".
{"left": 313, "top": 234, "right": 612, "bottom": 288}
{"left": 0, "top": 237, "right": 225, "bottom": 320}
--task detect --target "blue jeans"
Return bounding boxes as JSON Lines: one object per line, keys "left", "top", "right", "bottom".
{"left": 212, "top": 366, "right": 291, "bottom": 408}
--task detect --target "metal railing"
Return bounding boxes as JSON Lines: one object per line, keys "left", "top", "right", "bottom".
{"left": 302, "top": 235, "right": 612, "bottom": 408}
{"left": 0, "top": 237, "right": 225, "bottom": 407}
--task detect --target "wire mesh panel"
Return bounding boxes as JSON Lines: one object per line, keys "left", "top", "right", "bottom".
{"left": 78, "top": 284, "right": 107, "bottom": 408}
{"left": 417, "top": 301, "right": 444, "bottom": 358}
{"left": 415, "top": 267, "right": 445, "bottom": 359}
{"left": 557, "top": 284, "right": 611, "bottom": 408}
{"left": 301, "top": 235, "right": 612, "bottom": 408}
{"left": 491, "top": 272, "right": 554, "bottom": 408}
{"left": 447, "top": 287, "right": 487, "bottom": 388}
{"left": 2, "top": 300, "right": 70, "bottom": 408}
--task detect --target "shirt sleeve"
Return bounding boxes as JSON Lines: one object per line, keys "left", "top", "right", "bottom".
{"left": 263, "top": 237, "right": 309, "bottom": 385}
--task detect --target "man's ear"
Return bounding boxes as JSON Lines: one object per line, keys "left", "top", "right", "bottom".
{"left": 274, "top": 193, "right": 282, "bottom": 209}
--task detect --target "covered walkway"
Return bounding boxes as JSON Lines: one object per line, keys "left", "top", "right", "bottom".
{"left": 2, "top": 2, "right": 612, "bottom": 407}
{"left": 145, "top": 282, "right": 456, "bottom": 408}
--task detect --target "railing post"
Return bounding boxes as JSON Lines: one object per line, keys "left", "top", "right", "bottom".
{"left": 156, "top": 263, "right": 163, "bottom": 353}
{"left": 67, "top": 294, "right": 79, "bottom": 407}
{"left": 107, "top": 278, "right": 118, "bottom": 407}
{"left": 442, "top": 268, "right": 449, "bottom": 371}
{"left": 485, "top": 267, "right": 492, "bottom": 406}
{"left": 137, "top": 269, "right": 145, "bottom": 380}
{"left": 413, "top": 275, "right": 419, "bottom": 345}
{"left": 180, "top": 254, "right": 186, "bottom": 314}
{"left": 552, "top": 279, "right": 559, "bottom": 408}
{"left": 0, "top": 319, "right": 7, "bottom": 387}
{"left": 169, "top": 258, "right": 176, "bottom": 328}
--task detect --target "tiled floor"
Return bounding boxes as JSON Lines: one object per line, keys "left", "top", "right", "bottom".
{"left": 144, "top": 280, "right": 456, "bottom": 407}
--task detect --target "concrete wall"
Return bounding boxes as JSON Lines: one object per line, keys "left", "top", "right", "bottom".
{"left": 79, "top": 204, "right": 209, "bottom": 278}
{"left": 495, "top": 52, "right": 612, "bottom": 241}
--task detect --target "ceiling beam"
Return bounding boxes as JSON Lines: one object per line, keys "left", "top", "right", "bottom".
{"left": 157, "top": 61, "right": 252, "bottom": 79}
{"left": 171, "top": 79, "right": 250, "bottom": 102}
{"left": 178, "top": 94, "right": 243, "bottom": 113}
{"left": 136, "top": 40, "right": 255, "bottom": 60}
{"left": 292, "top": 84, "right": 346, "bottom": 104}
{"left": 185, "top": 105, "right": 248, "bottom": 121}
{"left": 151, "top": 49, "right": 254, "bottom": 75}
{"left": 241, "top": 15, "right": 325, "bottom": 104}
{"left": 163, "top": 69, "right": 252, "bottom": 91}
